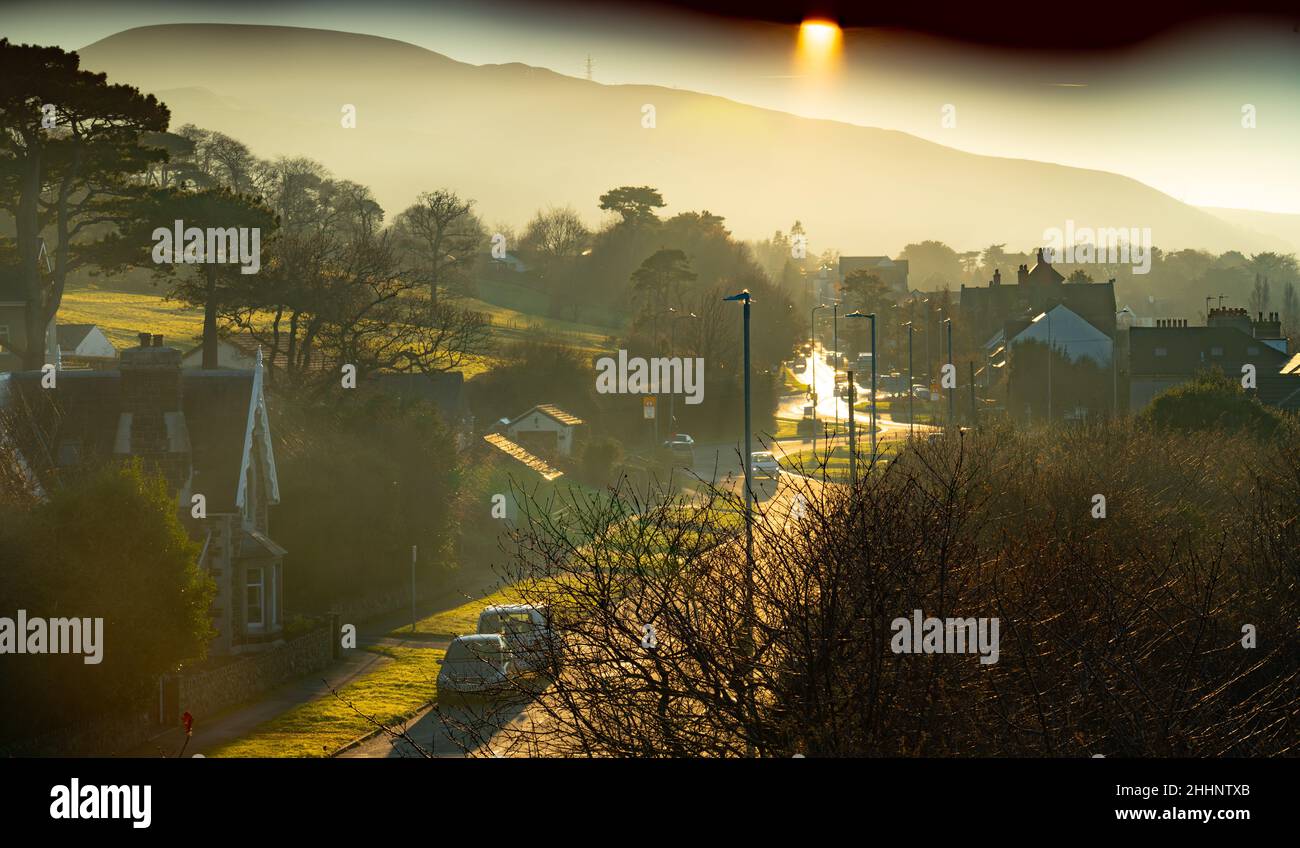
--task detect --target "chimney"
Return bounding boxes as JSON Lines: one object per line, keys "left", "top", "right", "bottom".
{"left": 118, "top": 334, "right": 187, "bottom": 485}
{"left": 993, "top": 269, "right": 1002, "bottom": 287}
{"left": 1017, "top": 264, "right": 1029, "bottom": 286}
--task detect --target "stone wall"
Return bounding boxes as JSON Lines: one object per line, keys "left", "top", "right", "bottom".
{"left": 176, "top": 624, "right": 332, "bottom": 722}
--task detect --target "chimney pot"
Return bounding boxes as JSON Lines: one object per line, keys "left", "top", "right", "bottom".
{"left": 138, "top": 332, "right": 150, "bottom": 348}
{"left": 152, "top": 334, "right": 163, "bottom": 347}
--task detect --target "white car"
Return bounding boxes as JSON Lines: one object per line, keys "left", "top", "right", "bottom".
{"left": 476, "top": 604, "right": 556, "bottom": 674}
{"left": 437, "top": 634, "right": 513, "bottom": 695}
{"left": 751, "top": 451, "right": 781, "bottom": 479}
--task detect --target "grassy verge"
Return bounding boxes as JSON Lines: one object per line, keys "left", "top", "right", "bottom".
{"left": 399, "top": 584, "right": 533, "bottom": 638}
{"left": 206, "top": 644, "right": 443, "bottom": 758}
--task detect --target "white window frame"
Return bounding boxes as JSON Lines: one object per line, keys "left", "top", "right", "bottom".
{"left": 270, "top": 563, "right": 280, "bottom": 628}
{"left": 246, "top": 566, "right": 265, "bottom": 630}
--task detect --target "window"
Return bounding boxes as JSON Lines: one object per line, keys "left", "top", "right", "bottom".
{"left": 1154, "top": 347, "right": 1167, "bottom": 357}
{"left": 246, "top": 567, "right": 264, "bottom": 628}
{"left": 56, "top": 439, "right": 81, "bottom": 467}
{"left": 1210, "top": 346, "right": 1224, "bottom": 357}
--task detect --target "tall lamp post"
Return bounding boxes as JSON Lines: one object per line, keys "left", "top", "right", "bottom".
{"left": 723, "top": 288, "right": 755, "bottom": 754}
{"left": 945, "top": 317, "right": 954, "bottom": 429}
{"left": 905, "top": 321, "right": 915, "bottom": 438}
{"left": 832, "top": 301, "right": 840, "bottom": 437}
{"left": 846, "top": 311, "right": 877, "bottom": 473}
{"left": 667, "top": 308, "right": 696, "bottom": 434}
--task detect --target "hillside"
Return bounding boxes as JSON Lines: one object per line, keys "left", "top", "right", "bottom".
{"left": 77, "top": 23, "right": 1282, "bottom": 256}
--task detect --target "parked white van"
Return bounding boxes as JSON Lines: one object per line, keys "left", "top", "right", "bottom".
{"left": 475, "top": 604, "right": 556, "bottom": 674}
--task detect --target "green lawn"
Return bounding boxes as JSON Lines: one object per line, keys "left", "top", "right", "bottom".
{"left": 59, "top": 288, "right": 206, "bottom": 351}
{"left": 58, "top": 279, "right": 622, "bottom": 366}
{"left": 206, "top": 644, "right": 443, "bottom": 758}
{"left": 398, "top": 584, "right": 534, "bottom": 638}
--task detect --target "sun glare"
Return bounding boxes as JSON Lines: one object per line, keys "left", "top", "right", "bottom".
{"left": 796, "top": 18, "right": 843, "bottom": 73}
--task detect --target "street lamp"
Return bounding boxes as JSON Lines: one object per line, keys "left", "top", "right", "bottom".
{"left": 944, "top": 317, "right": 954, "bottom": 429}
{"left": 846, "top": 311, "right": 877, "bottom": 477}
{"left": 904, "top": 321, "right": 915, "bottom": 438}
{"left": 832, "top": 301, "right": 839, "bottom": 436}
{"left": 723, "top": 288, "right": 755, "bottom": 755}
{"left": 668, "top": 308, "right": 696, "bottom": 434}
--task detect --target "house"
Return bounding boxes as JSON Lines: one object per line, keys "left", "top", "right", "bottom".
{"left": 181, "top": 337, "right": 259, "bottom": 371}
{"left": 0, "top": 332, "right": 286, "bottom": 655}
{"left": 1128, "top": 307, "right": 1300, "bottom": 412}
{"left": 56, "top": 324, "right": 117, "bottom": 364}
{"left": 839, "top": 256, "right": 909, "bottom": 295}
{"left": 504, "top": 403, "right": 584, "bottom": 457}
{"left": 180, "top": 333, "right": 329, "bottom": 377}
{"left": 960, "top": 248, "right": 1117, "bottom": 350}
{"left": 1008, "top": 304, "right": 1113, "bottom": 367}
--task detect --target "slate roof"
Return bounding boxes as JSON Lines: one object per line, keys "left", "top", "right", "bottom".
{"left": 1129, "top": 325, "right": 1300, "bottom": 409}
{"left": 56, "top": 324, "right": 101, "bottom": 352}
{"left": 0, "top": 367, "right": 258, "bottom": 512}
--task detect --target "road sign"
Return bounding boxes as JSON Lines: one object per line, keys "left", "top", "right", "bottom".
{"left": 643, "top": 396, "right": 656, "bottom": 419}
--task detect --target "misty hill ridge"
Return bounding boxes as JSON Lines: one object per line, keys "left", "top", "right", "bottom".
{"left": 79, "top": 23, "right": 1277, "bottom": 255}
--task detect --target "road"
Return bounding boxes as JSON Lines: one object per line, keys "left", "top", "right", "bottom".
{"left": 340, "top": 347, "right": 936, "bottom": 759}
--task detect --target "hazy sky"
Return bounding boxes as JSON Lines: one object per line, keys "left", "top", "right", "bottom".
{"left": 5, "top": 0, "right": 1298, "bottom": 213}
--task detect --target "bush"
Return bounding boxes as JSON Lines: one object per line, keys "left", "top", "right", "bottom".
{"left": 1140, "top": 368, "right": 1287, "bottom": 437}
{"left": 494, "top": 419, "right": 1299, "bottom": 757}
{"left": 0, "top": 462, "right": 213, "bottom": 744}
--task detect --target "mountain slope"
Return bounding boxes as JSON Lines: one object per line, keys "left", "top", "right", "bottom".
{"left": 78, "top": 24, "right": 1281, "bottom": 256}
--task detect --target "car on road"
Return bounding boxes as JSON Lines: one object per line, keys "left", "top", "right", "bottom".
{"left": 436, "top": 634, "right": 514, "bottom": 696}
{"left": 751, "top": 451, "right": 781, "bottom": 479}
{"left": 661, "top": 433, "right": 696, "bottom": 465}
{"left": 476, "top": 604, "right": 556, "bottom": 674}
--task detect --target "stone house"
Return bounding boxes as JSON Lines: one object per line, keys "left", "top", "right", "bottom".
{"left": 0, "top": 332, "right": 286, "bottom": 655}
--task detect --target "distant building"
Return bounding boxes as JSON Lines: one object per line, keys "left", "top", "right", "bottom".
{"left": 56, "top": 324, "right": 116, "bottom": 364}
{"left": 1129, "top": 308, "right": 1300, "bottom": 412}
{"left": 504, "top": 403, "right": 584, "bottom": 457}
{"left": 960, "top": 248, "right": 1117, "bottom": 349}
{"left": 1009, "top": 304, "right": 1113, "bottom": 366}
{"left": 181, "top": 333, "right": 329, "bottom": 378}
{"left": 1, "top": 333, "right": 286, "bottom": 656}
{"left": 839, "top": 256, "right": 909, "bottom": 296}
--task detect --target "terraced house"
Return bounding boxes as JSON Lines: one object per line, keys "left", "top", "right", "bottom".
{"left": 0, "top": 333, "right": 286, "bottom": 655}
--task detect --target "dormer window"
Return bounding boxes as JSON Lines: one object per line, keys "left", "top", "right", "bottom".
{"left": 56, "top": 438, "right": 82, "bottom": 467}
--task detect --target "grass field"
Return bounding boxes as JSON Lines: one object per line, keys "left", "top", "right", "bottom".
{"left": 206, "top": 644, "right": 443, "bottom": 758}
{"left": 58, "top": 279, "right": 622, "bottom": 366}
{"left": 58, "top": 288, "right": 206, "bottom": 351}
